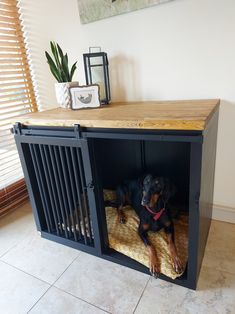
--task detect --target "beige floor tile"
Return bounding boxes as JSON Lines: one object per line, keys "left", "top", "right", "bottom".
{"left": 1, "top": 204, "right": 234, "bottom": 314}
{"left": 202, "top": 220, "right": 235, "bottom": 275}
{"left": 207, "top": 220, "right": 235, "bottom": 254}
{"left": 19, "top": 201, "right": 33, "bottom": 213}
{"left": 29, "top": 286, "right": 106, "bottom": 314}
{"left": 134, "top": 277, "right": 189, "bottom": 314}
{"left": 1, "top": 230, "right": 79, "bottom": 284}
{"left": 135, "top": 266, "right": 235, "bottom": 314}
{"left": 55, "top": 252, "right": 149, "bottom": 314}
{"left": 0, "top": 260, "right": 49, "bottom": 314}
{"left": 202, "top": 248, "right": 235, "bottom": 275}
{"left": 209, "top": 220, "right": 235, "bottom": 237}
{"left": 0, "top": 206, "right": 35, "bottom": 257}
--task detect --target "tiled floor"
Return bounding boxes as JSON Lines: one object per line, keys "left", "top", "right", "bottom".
{"left": 0, "top": 203, "right": 235, "bottom": 314}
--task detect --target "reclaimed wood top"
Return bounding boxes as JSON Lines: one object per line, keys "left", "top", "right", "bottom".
{"left": 14, "top": 99, "right": 220, "bottom": 131}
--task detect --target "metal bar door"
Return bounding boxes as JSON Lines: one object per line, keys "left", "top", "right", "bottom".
{"left": 13, "top": 124, "right": 101, "bottom": 255}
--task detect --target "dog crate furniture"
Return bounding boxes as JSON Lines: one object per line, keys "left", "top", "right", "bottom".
{"left": 12, "top": 99, "right": 220, "bottom": 290}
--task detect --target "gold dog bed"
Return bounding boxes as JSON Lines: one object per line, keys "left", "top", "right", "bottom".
{"left": 104, "top": 190, "right": 189, "bottom": 280}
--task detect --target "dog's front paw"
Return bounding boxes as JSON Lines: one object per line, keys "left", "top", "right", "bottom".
{"left": 172, "top": 256, "right": 184, "bottom": 274}
{"left": 149, "top": 253, "right": 160, "bottom": 277}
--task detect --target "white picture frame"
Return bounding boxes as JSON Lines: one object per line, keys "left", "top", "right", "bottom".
{"left": 70, "top": 84, "right": 101, "bottom": 110}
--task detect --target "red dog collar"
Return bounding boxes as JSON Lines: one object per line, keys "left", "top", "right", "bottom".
{"left": 144, "top": 206, "right": 165, "bottom": 221}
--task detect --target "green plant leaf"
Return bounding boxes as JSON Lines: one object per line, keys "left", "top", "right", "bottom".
{"left": 70, "top": 61, "right": 77, "bottom": 81}
{"left": 45, "top": 41, "right": 77, "bottom": 82}
{"left": 56, "top": 44, "right": 70, "bottom": 82}
{"left": 50, "top": 66, "right": 63, "bottom": 82}
{"left": 56, "top": 43, "right": 64, "bottom": 63}
{"left": 45, "top": 51, "right": 62, "bottom": 82}
{"left": 65, "top": 53, "right": 70, "bottom": 81}
{"left": 60, "top": 69, "right": 67, "bottom": 82}
{"left": 65, "top": 53, "right": 68, "bottom": 65}
{"left": 62, "top": 53, "right": 70, "bottom": 81}
{"left": 50, "top": 41, "right": 61, "bottom": 69}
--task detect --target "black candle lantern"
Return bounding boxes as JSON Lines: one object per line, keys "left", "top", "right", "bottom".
{"left": 83, "top": 48, "right": 111, "bottom": 105}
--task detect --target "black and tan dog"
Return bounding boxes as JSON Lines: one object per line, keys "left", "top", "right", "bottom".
{"left": 116, "top": 174, "right": 183, "bottom": 277}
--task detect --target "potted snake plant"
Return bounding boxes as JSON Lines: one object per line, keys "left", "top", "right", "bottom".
{"left": 45, "top": 41, "right": 78, "bottom": 108}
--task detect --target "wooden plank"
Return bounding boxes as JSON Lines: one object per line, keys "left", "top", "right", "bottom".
{"left": 0, "top": 70, "right": 26, "bottom": 77}
{"left": 0, "top": 41, "right": 21, "bottom": 47}
{"left": 0, "top": 86, "right": 28, "bottom": 95}
{"left": 0, "top": 9, "right": 17, "bottom": 17}
{"left": 0, "top": 15, "right": 18, "bottom": 23}
{"left": 0, "top": 58, "right": 24, "bottom": 64}
{"left": 0, "top": 76, "right": 25, "bottom": 82}
{"left": 0, "top": 46, "right": 22, "bottom": 52}
{"left": 0, "top": 28, "right": 17, "bottom": 36}
{"left": 1, "top": 102, "right": 31, "bottom": 113}
{"left": 0, "top": 0, "right": 16, "bottom": 5}
{"left": 0, "top": 97, "right": 31, "bottom": 110}
{"left": 0, "top": 3, "right": 17, "bottom": 12}
{"left": 0, "top": 34, "right": 22, "bottom": 41}
{"left": 12, "top": 3, "right": 37, "bottom": 113}
{"left": 0, "top": 69, "right": 26, "bottom": 76}
{"left": 0, "top": 91, "right": 27, "bottom": 100}
{"left": 0, "top": 81, "right": 26, "bottom": 87}
{"left": 12, "top": 99, "right": 220, "bottom": 131}
{"left": 0, "top": 52, "right": 26, "bottom": 58}
{"left": 0, "top": 21, "right": 18, "bottom": 29}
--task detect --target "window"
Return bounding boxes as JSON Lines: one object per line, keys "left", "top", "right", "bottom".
{"left": 0, "top": 0, "right": 37, "bottom": 216}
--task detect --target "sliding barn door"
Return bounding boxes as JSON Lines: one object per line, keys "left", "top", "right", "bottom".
{"left": 14, "top": 125, "right": 101, "bottom": 255}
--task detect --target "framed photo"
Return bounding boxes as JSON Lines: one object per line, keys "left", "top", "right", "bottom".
{"left": 70, "top": 84, "right": 100, "bottom": 109}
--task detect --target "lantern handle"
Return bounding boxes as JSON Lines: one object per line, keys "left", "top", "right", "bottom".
{"left": 89, "top": 46, "right": 101, "bottom": 53}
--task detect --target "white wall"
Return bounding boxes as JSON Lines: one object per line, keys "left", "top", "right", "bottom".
{"left": 19, "top": 0, "right": 235, "bottom": 220}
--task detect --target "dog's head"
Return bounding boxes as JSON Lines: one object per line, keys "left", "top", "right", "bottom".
{"left": 141, "top": 174, "right": 175, "bottom": 209}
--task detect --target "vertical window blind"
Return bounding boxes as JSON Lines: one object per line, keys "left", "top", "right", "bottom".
{"left": 0, "top": 0, "right": 37, "bottom": 216}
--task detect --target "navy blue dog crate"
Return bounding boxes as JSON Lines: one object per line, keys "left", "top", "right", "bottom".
{"left": 13, "top": 101, "right": 219, "bottom": 290}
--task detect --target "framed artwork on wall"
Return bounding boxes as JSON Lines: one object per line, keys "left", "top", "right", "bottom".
{"left": 78, "top": 0, "right": 173, "bottom": 24}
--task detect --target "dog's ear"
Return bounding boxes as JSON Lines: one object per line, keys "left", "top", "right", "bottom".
{"left": 162, "top": 179, "right": 176, "bottom": 202}
{"left": 143, "top": 174, "right": 153, "bottom": 186}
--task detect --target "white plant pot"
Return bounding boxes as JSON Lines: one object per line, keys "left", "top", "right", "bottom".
{"left": 55, "top": 82, "right": 79, "bottom": 109}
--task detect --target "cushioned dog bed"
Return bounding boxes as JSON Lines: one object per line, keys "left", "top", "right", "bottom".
{"left": 104, "top": 190, "right": 189, "bottom": 280}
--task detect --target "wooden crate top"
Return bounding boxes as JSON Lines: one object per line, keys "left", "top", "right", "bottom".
{"left": 13, "top": 99, "right": 220, "bottom": 131}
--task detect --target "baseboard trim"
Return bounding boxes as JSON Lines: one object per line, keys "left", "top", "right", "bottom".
{"left": 212, "top": 204, "right": 235, "bottom": 223}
